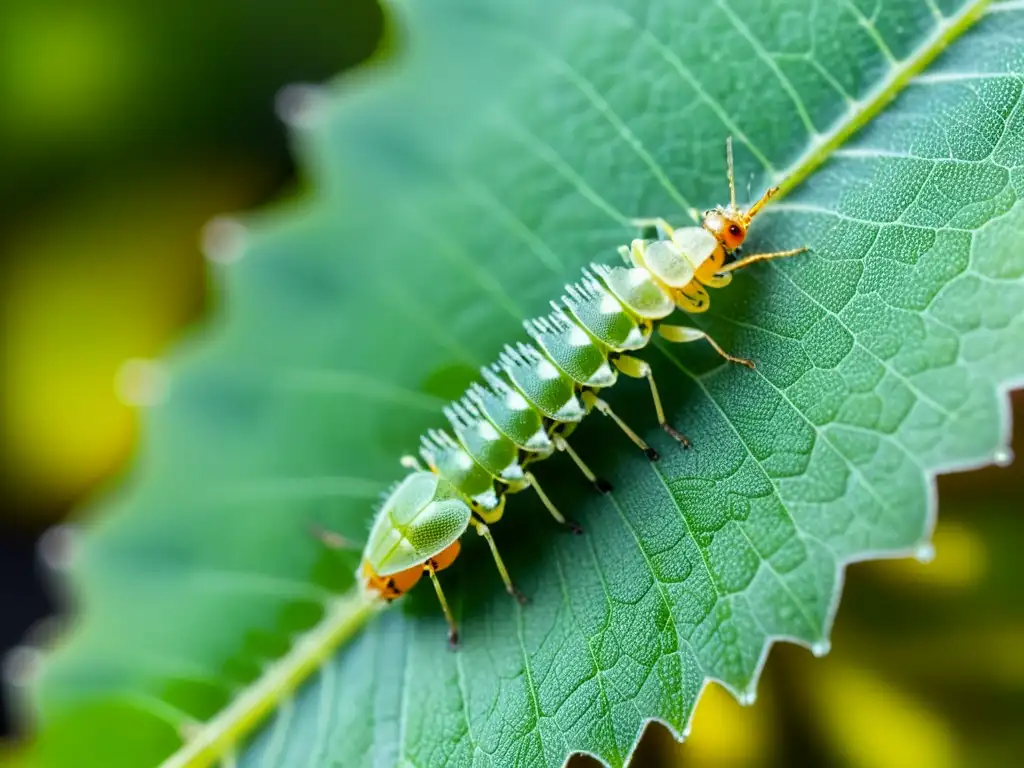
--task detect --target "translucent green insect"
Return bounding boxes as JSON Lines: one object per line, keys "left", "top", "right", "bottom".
{"left": 327, "top": 139, "right": 807, "bottom": 645}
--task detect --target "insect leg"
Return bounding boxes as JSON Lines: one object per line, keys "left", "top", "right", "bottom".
{"left": 612, "top": 355, "right": 690, "bottom": 448}
{"left": 718, "top": 246, "right": 808, "bottom": 274}
{"left": 658, "top": 324, "right": 755, "bottom": 369}
{"left": 524, "top": 471, "right": 583, "bottom": 534}
{"left": 470, "top": 519, "right": 527, "bottom": 604}
{"left": 580, "top": 390, "right": 659, "bottom": 461}
{"left": 424, "top": 562, "right": 459, "bottom": 647}
{"left": 553, "top": 434, "right": 613, "bottom": 493}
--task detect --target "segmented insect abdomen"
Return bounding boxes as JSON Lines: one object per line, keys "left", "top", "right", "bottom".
{"left": 563, "top": 271, "right": 651, "bottom": 351}
{"left": 525, "top": 308, "right": 615, "bottom": 389}
{"left": 498, "top": 344, "right": 584, "bottom": 423}
{"left": 414, "top": 262, "right": 675, "bottom": 510}
{"left": 419, "top": 429, "right": 501, "bottom": 511}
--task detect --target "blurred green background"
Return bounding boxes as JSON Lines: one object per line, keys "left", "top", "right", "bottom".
{"left": 0, "top": 1, "right": 1020, "bottom": 766}
{"left": 0, "top": 0, "right": 382, "bottom": 741}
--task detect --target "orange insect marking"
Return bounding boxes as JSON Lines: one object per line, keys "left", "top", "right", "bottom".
{"left": 427, "top": 539, "right": 461, "bottom": 573}
{"left": 361, "top": 561, "right": 423, "bottom": 599}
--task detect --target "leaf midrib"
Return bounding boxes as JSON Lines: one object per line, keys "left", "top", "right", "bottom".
{"left": 159, "top": 1, "right": 992, "bottom": 765}
{"left": 774, "top": 0, "right": 991, "bottom": 196}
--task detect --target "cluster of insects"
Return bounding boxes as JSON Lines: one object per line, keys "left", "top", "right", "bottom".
{"left": 319, "top": 139, "right": 807, "bottom": 645}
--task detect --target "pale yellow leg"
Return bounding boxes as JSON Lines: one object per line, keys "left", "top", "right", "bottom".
{"left": 718, "top": 246, "right": 808, "bottom": 274}
{"left": 524, "top": 471, "right": 582, "bottom": 533}
{"left": 424, "top": 562, "right": 459, "bottom": 647}
{"left": 553, "top": 434, "right": 612, "bottom": 493}
{"left": 658, "top": 324, "right": 755, "bottom": 368}
{"left": 581, "top": 390, "right": 659, "bottom": 461}
{"left": 471, "top": 519, "right": 527, "bottom": 604}
{"left": 613, "top": 355, "right": 690, "bottom": 447}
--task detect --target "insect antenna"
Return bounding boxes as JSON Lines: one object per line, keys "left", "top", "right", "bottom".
{"left": 726, "top": 135, "right": 737, "bottom": 211}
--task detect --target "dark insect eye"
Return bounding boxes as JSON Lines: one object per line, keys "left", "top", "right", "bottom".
{"left": 728, "top": 224, "right": 741, "bottom": 236}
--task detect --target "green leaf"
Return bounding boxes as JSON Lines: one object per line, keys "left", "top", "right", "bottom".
{"left": 18, "top": 0, "right": 1024, "bottom": 766}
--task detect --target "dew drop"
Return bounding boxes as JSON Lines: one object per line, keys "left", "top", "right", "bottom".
{"left": 38, "top": 524, "right": 78, "bottom": 571}
{"left": 914, "top": 542, "right": 936, "bottom": 564}
{"left": 739, "top": 689, "right": 757, "bottom": 706}
{"left": 993, "top": 447, "right": 1014, "bottom": 467}
{"left": 3, "top": 646, "right": 42, "bottom": 687}
{"left": 275, "top": 83, "right": 327, "bottom": 128}
{"left": 115, "top": 358, "right": 168, "bottom": 407}
{"left": 202, "top": 216, "right": 248, "bottom": 264}
{"left": 681, "top": 724, "right": 692, "bottom": 739}
{"left": 811, "top": 640, "right": 831, "bottom": 658}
